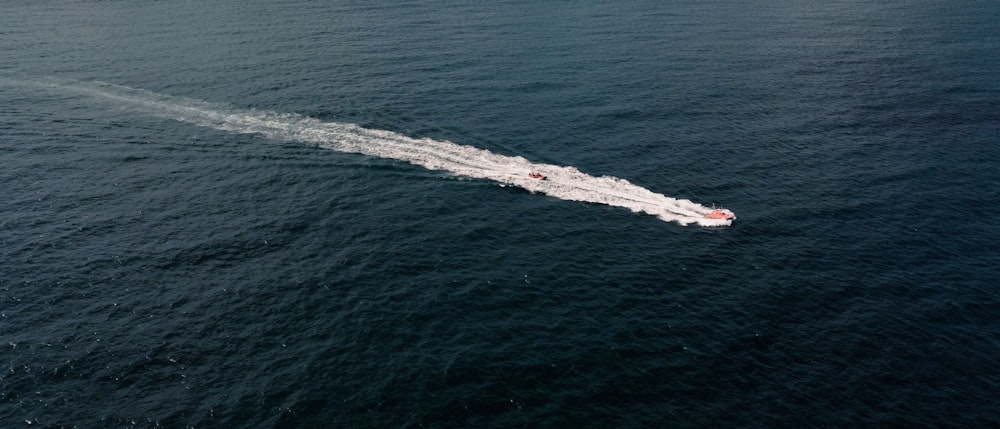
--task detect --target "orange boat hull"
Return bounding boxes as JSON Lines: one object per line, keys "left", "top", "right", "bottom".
{"left": 705, "top": 209, "right": 735, "bottom": 220}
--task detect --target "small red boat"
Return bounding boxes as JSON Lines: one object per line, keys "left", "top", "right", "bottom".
{"left": 528, "top": 172, "right": 547, "bottom": 180}
{"left": 705, "top": 208, "right": 735, "bottom": 220}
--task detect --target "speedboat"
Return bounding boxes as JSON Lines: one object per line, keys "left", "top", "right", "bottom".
{"left": 528, "top": 172, "right": 547, "bottom": 180}
{"left": 705, "top": 208, "right": 735, "bottom": 220}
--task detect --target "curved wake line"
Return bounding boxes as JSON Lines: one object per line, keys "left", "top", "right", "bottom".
{"left": 42, "top": 79, "right": 734, "bottom": 226}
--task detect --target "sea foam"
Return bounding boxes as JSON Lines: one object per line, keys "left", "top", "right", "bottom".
{"left": 46, "top": 79, "right": 734, "bottom": 226}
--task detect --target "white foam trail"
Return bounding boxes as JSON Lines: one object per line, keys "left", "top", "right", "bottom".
{"left": 45, "top": 80, "right": 735, "bottom": 226}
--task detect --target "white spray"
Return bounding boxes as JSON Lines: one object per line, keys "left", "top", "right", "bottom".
{"left": 42, "top": 79, "right": 735, "bottom": 226}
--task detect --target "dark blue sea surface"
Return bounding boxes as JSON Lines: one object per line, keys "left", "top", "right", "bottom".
{"left": 2, "top": 0, "right": 999, "bottom": 427}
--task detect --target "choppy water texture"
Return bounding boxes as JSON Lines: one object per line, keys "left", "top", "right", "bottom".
{"left": 2, "top": 1, "right": 999, "bottom": 427}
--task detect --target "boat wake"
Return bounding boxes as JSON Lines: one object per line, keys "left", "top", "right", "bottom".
{"left": 40, "top": 79, "right": 734, "bottom": 226}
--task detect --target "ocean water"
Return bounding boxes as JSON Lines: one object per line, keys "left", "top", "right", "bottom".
{"left": 2, "top": 0, "right": 998, "bottom": 427}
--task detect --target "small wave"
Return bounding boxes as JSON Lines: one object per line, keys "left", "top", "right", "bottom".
{"left": 41, "top": 79, "right": 734, "bottom": 226}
